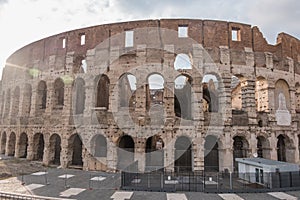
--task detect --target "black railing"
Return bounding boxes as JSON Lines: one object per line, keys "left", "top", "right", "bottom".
{"left": 121, "top": 168, "right": 300, "bottom": 193}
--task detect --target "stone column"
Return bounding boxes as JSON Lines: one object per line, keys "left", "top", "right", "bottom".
{"left": 269, "top": 132, "right": 277, "bottom": 160}
{"left": 60, "top": 136, "right": 69, "bottom": 168}
{"left": 83, "top": 75, "right": 95, "bottom": 125}
{"left": 249, "top": 133, "right": 257, "bottom": 157}
{"left": 164, "top": 130, "right": 174, "bottom": 172}
{"left": 218, "top": 130, "right": 234, "bottom": 172}
{"left": 193, "top": 134, "right": 203, "bottom": 171}
{"left": 26, "top": 134, "right": 34, "bottom": 160}
{"left": 134, "top": 138, "right": 146, "bottom": 172}
{"left": 243, "top": 80, "right": 257, "bottom": 125}
{"left": 45, "top": 81, "right": 53, "bottom": 115}
{"left": 30, "top": 83, "right": 38, "bottom": 117}
{"left": 106, "top": 141, "right": 117, "bottom": 172}
{"left": 14, "top": 133, "right": 20, "bottom": 158}
{"left": 43, "top": 134, "right": 50, "bottom": 166}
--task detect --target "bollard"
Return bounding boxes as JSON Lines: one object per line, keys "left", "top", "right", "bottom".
{"left": 21, "top": 169, "right": 25, "bottom": 185}
{"left": 88, "top": 173, "right": 92, "bottom": 190}
{"left": 229, "top": 172, "right": 232, "bottom": 190}
{"left": 44, "top": 169, "right": 50, "bottom": 185}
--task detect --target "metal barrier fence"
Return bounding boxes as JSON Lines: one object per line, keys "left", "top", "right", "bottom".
{"left": 121, "top": 169, "right": 300, "bottom": 193}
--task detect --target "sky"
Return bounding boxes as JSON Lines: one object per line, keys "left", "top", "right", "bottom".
{"left": 0, "top": 0, "right": 299, "bottom": 79}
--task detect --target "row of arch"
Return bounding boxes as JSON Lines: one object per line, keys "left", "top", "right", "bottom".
{"left": 1, "top": 72, "right": 298, "bottom": 122}
{"left": 0, "top": 132, "right": 81, "bottom": 166}
{"left": 1, "top": 131, "right": 297, "bottom": 172}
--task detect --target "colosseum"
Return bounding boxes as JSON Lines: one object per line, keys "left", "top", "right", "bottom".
{"left": 0, "top": 19, "right": 300, "bottom": 174}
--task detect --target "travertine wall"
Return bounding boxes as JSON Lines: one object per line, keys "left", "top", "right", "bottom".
{"left": 0, "top": 19, "right": 300, "bottom": 173}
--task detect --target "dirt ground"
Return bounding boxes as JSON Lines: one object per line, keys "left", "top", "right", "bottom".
{"left": 0, "top": 156, "right": 45, "bottom": 180}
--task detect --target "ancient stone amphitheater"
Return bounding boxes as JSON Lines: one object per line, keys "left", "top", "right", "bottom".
{"left": 0, "top": 19, "right": 300, "bottom": 173}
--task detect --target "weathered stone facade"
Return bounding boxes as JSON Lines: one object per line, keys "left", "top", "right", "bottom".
{"left": 0, "top": 19, "right": 300, "bottom": 173}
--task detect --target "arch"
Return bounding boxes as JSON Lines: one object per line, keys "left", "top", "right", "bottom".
{"left": 295, "top": 83, "right": 300, "bottom": 113}
{"left": 231, "top": 75, "right": 247, "bottom": 111}
{"left": 96, "top": 74, "right": 110, "bottom": 109}
{"left": 202, "top": 74, "right": 219, "bottom": 112}
{"left": 117, "top": 135, "right": 135, "bottom": 170}
{"left": 204, "top": 135, "right": 219, "bottom": 172}
{"left": 174, "top": 53, "right": 192, "bottom": 70}
{"left": 11, "top": 87, "right": 20, "bottom": 117}
{"left": 0, "top": 132, "right": 6, "bottom": 154}
{"left": 33, "top": 133, "right": 44, "bottom": 161}
{"left": 7, "top": 132, "right": 16, "bottom": 156}
{"left": 147, "top": 73, "right": 164, "bottom": 110}
{"left": 74, "top": 78, "right": 86, "bottom": 114}
{"left": 145, "top": 135, "right": 164, "bottom": 171}
{"left": 18, "top": 132, "right": 28, "bottom": 158}
{"left": 233, "top": 136, "right": 249, "bottom": 171}
{"left": 22, "top": 84, "right": 32, "bottom": 115}
{"left": 255, "top": 77, "right": 269, "bottom": 112}
{"left": 92, "top": 134, "right": 107, "bottom": 157}
{"left": 68, "top": 134, "right": 83, "bottom": 166}
{"left": 118, "top": 73, "right": 136, "bottom": 108}
{"left": 49, "top": 134, "right": 61, "bottom": 165}
{"left": 277, "top": 134, "right": 286, "bottom": 162}
{"left": 174, "top": 75, "right": 192, "bottom": 120}
{"left": 37, "top": 81, "right": 47, "bottom": 110}
{"left": 274, "top": 79, "right": 290, "bottom": 110}
{"left": 174, "top": 136, "right": 192, "bottom": 172}
{"left": 256, "top": 135, "right": 270, "bottom": 159}
{"left": 54, "top": 78, "right": 64, "bottom": 109}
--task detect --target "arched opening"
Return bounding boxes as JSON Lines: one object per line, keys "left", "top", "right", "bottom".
{"left": 118, "top": 74, "right": 136, "bottom": 108}
{"left": 74, "top": 78, "right": 85, "bottom": 114}
{"left": 22, "top": 84, "right": 32, "bottom": 115}
{"left": 202, "top": 74, "right": 219, "bottom": 112}
{"left": 174, "top": 75, "right": 192, "bottom": 120}
{"left": 231, "top": 75, "right": 247, "bottom": 111}
{"left": 49, "top": 134, "right": 61, "bottom": 165}
{"left": 277, "top": 135, "right": 286, "bottom": 162}
{"left": 174, "top": 136, "right": 192, "bottom": 172}
{"left": 146, "top": 74, "right": 164, "bottom": 110}
{"left": 7, "top": 132, "right": 16, "bottom": 156}
{"left": 54, "top": 78, "right": 64, "bottom": 110}
{"left": 69, "top": 134, "right": 83, "bottom": 166}
{"left": 93, "top": 134, "right": 107, "bottom": 157}
{"left": 0, "top": 132, "right": 6, "bottom": 154}
{"left": 37, "top": 81, "right": 47, "bottom": 111}
{"left": 18, "top": 132, "right": 28, "bottom": 158}
{"left": 295, "top": 83, "right": 300, "bottom": 113}
{"left": 256, "top": 136, "right": 270, "bottom": 159}
{"left": 231, "top": 75, "right": 248, "bottom": 126}
{"left": 4, "top": 89, "right": 11, "bottom": 118}
{"left": 174, "top": 53, "right": 192, "bottom": 70}
{"left": 233, "top": 136, "right": 249, "bottom": 171}
{"left": 255, "top": 77, "right": 269, "bottom": 112}
{"left": 275, "top": 79, "right": 290, "bottom": 110}
{"left": 204, "top": 135, "right": 219, "bottom": 172}
{"left": 11, "top": 87, "right": 20, "bottom": 117}
{"left": 145, "top": 135, "right": 164, "bottom": 171}
{"left": 96, "top": 75, "right": 110, "bottom": 109}
{"left": 33, "top": 133, "right": 44, "bottom": 161}
{"left": 117, "top": 135, "right": 135, "bottom": 170}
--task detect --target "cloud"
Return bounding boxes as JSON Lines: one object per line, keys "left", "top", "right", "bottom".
{"left": 0, "top": 0, "right": 8, "bottom": 4}
{"left": 245, "top": 0, "right": 300, "bottom": 43}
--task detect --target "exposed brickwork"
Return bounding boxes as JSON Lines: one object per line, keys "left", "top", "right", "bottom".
{"left": 0, "top": 19, "right": 300, "bottom": 173}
